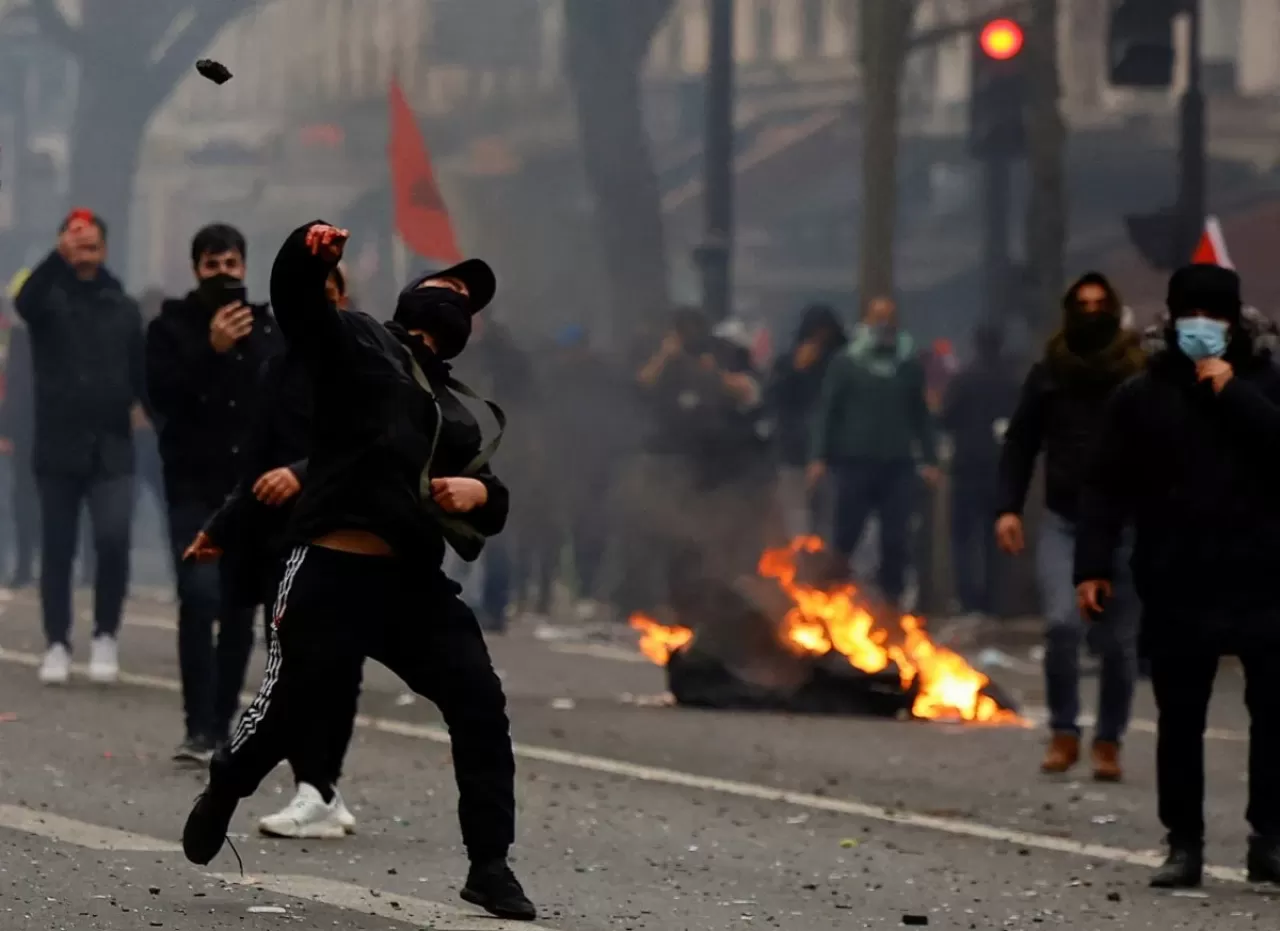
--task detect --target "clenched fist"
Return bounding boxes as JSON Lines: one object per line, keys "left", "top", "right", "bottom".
{"left": 253, "top": 467, "right": 302, "bottom": 506}
{"left": 430, "top": 477, "right": 488, "bottom": 514}
{"left": 305, "top": 224, "right": 349, "bottom": 263}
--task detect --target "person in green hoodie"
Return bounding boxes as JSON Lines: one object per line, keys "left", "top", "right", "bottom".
{"left": 807, "top": 296, "right": 938, "bottom": 606}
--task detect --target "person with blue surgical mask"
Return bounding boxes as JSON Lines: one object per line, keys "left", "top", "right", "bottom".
{"left": 1076, "top": 263, "right": 1280, "bottom": 890}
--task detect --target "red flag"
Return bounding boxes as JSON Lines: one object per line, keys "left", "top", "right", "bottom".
{"left": 1190, "top": 215, "right": 1233, "bottom": 268}
{"left": 388, "top": 79, "right": 460, "bottom": 263}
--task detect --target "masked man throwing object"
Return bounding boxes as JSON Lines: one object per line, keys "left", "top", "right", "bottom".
{"left": 180, "top": 222, "right": 534, "bottom": 921}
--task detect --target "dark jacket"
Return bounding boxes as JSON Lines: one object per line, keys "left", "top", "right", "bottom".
{"left": 643, "top": 336, "right": 766, "bottom": 484}
{"left": 270, "top": 221, "right": 508, "bottom": 568}
{"left": 997, "top": 275, "right": 1144, "bottom": 520}
{"left": 941, "top": 356, "right": 1022, "bottom": 479}
{"left": 14, "top": 251, "right": 146, "bottom": 478}
{"left": 769, "top": 309, "right": 847, "bottom": 468}
{"left": 0, "top": 323, "right": 34, "bottom": 449}
{"left": 810, "top": 325, "right": 937, "bottom": 465}
{"left": 204, "top": 350, "right": 311, "bottom": 608}
{"left": 1075, "top": 310, "right": 1280, "bottom": 643}
{"left": 146, "top": 291, "right": 283, "bottom": 508}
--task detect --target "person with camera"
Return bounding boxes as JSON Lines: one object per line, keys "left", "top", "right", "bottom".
{"left": 146, "top": 223, "right": 283, "bottom": 763}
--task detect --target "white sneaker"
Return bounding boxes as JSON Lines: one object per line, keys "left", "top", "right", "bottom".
{"left": 257, "top": 783, "right": 347, "bottom": 839}
{"left": 38, "top": 644, "right": 70, "bottom": 685}
{"left": 88, "top": 635, "right": 119, "bottom": 684}
{"left": 333, "top": 790, "right": 356, "bottom": 834}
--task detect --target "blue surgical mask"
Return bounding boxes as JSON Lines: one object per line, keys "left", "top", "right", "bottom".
{"left": 1175, "top": 317, "right": 1229, "bottom": 361}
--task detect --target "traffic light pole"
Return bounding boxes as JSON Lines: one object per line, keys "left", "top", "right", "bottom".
{"left": 698, "top": 0, "right": 735, "bottom": 322}
{"left": 982, "top": 155, "right": 1013, "bottom": 317}
{"left": 1176, "top": 0, "right": 1205, "bottom": 263}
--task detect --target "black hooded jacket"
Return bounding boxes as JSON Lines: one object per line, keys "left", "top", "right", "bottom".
{"left": 768, "top": 305, "right": 847, "bottom": 467}
{"left": 997, "top": 273, "right": 1144, "bottom": 521}
{"left": 268, "top": 221, "right": 507, "bottom": 569}
{"left": 14, "top": 251, "right": 146, "bottom": 478}
{"left": 1075, "top": 308, "right": 1280, "bottom": 642}
{"left": 146, "top": 290, "right": 282, "bottom": 507}
{"left": 203, "top": 348, "right": 313, "bottom": 608}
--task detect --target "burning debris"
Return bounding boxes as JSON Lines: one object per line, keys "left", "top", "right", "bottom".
{"left": 631, "top": 537, "right": 1021, "bottom": 724}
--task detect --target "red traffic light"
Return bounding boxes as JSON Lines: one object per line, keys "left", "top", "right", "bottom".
{"left": 979, "top": 19, "right": 1024, "bottom": 60}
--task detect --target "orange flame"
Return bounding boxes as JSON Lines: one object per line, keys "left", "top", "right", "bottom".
{"left": 630, "top": 613, "right": 694, "bottom": 665}
{"left": 634, "top": 536, "right": 1021, "bottom": 724}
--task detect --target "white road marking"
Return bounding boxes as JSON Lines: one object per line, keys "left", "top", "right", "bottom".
{"left": 0, "top": 644, "right": 1249, "bottom": 884}
{"left": 214, "top": 874, "right": 546, "bottom": 930}
{"left": 0, "top": 803, "right": 549, "bottom": 928}
{"left": 548, "top": 642, "right": 650, "bottom": 664}
{"left": 11, "top": 601, "right": 1254, "bottom": 743}
{"left": 0, "top": 804, "right": 180, "bottom": 852}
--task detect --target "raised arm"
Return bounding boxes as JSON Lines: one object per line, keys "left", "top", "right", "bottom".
{"left": 14, "top": 251, "right": 70, "bottom": 330}
{"left": 269, "top": 221, "right": 348, "bottom": 364}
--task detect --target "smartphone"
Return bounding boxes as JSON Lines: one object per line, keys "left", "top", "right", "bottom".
{"left": 222, "top": 281, "right": 248, "bottom": 305}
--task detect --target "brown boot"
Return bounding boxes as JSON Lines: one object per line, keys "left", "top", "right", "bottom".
{"left": 1040, "top": 733, "right": 1080, "bottom": 774}
{"left": 1091, "top": 740, "right": 1123, "bottom": 782}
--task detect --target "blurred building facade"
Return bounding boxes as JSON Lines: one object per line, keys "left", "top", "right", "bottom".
{"left": 3, "top": 0, "right": 1280, "bottom": 312}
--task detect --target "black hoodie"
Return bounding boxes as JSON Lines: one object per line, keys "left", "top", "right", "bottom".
{"left": 146, "top": 289, "right": 282, "bottom": 507}
{"left": 768, "top": 305, "right": 847, "bottom": 467}
{"left": 997, "top": 273, "right": 1144, "bottom": 521}
{"left": 1076, "top": 297, "right": 1280, "bottom": 643}
{"left": 268, "top": 221, "right": 507, "bottom": 569}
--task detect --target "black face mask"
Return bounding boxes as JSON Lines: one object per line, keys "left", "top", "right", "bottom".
{"left": 394, "top": 287, "right": 473, "bottom": 360}
{"left": 1065, "top": 307, "right": 1120, "bottom": 355}
{"left": 196, "top": 272, "right": 244, "bottom": 306}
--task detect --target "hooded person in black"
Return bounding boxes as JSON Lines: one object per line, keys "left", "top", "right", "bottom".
{"left": 941, "top": 320, "right": 1020, "bottom": 617}
{"left": 1076, "top": 264, "right": 1280, "bottom": 889}
{"left": 997, "top": 272, "right": 1144, "bottom": 781}
{"left": 769, "top": 303, "right": 847, "bottom": 540}
{"left": 181, "top": 223, "right": 535, "bottom": 921}
{"left": 147, "top": 223, "right": 284, "bottom": 762}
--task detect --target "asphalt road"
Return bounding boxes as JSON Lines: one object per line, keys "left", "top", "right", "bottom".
{"left": 0, "top": 588, "right": 1274, "bottom": 930}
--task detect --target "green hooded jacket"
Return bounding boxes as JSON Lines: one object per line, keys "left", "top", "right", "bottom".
{"left": 809, "top": 324, "right": 937, "bottom": 465}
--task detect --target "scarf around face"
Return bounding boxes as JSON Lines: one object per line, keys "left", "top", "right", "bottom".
{"left": 1043, "top": 324, "right": 1145, "bottom": 390}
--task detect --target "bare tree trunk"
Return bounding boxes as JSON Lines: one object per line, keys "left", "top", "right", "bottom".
{"left": 66, "top": 60, "right": 153, "bottom": 270}
{"left": 857, "top": 0, "right": 916, "bottom": 305}
{"left": 1025, "top": 0, "right": 1066, "bottom": 334}
{"left": 30, "top": 0, "right": 256, "bottom": 276}
{"left": 565, "top": 0, "right": 673, "bottom": 348}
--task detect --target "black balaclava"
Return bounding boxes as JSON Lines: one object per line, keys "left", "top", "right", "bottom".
{"left": 394, "top": 273, "right": 473, "bottom": 360}
{"left": 1062, "top": 272, "right": 1122, "bottom": 356}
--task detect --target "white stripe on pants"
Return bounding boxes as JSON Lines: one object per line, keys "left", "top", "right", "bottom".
{"left": 229, "top": 546, "right": 307, "bottom": 753}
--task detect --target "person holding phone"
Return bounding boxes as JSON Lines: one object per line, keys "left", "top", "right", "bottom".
{"left": 146, "top": 223, "right": 283, "bottom": 763}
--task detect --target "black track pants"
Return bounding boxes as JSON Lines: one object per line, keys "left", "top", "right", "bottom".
{"left": 214, "top": 544, "right": 516, "bottom": 860}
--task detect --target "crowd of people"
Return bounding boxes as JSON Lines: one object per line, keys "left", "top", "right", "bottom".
{"left": 0, "top": 204, "right": 1277, "bottom": 901}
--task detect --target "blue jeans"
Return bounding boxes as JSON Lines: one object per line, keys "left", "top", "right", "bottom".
{"left": 37, "top": 473, "right": 133, "bottom": 647}
{"left": 1037, "top": 511, "right": 1138, "bottom": 743}
{"left": 832, "top": 460, "right": 916, "bottom": 604}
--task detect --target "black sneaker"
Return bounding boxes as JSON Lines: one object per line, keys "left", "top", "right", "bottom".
{"left": 182, "top": 784, "right": 239, "bottom": 866}
{"left": 461, "top": 858, "right": 536, "bottom": 921}
{"left": 1150, "top": 841, "right": 1204, "bottom": 889}
{"left": 173, "top": 736, "right": 215, "bottom": 765}
{"left": 1247, "top": 835, "right": 1280, "bottom": 883}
